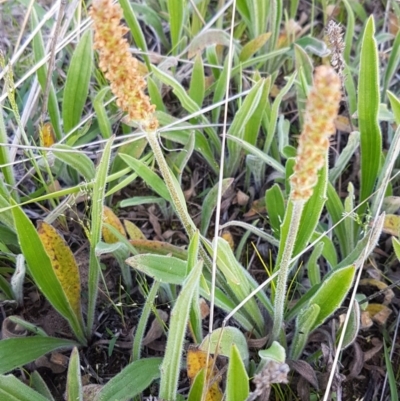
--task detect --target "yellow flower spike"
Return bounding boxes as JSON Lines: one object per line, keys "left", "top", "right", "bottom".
{"left": 290, "top": 65, "right": 341, "bottom": 201}
{"left": 89, "top": 0, "right": 158, "bottom": 130}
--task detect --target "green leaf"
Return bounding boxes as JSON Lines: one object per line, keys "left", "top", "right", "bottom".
{"left": 187, "top": 368, "right": 206, "bottom": 401}
{"left": 129, "top": 4, "right": 169, "bottom": 49}
{"left": 201, "top": 178, "right": 233, "bottom": 235}
{"left": 265, "top": 184, "right": 285, "bottom": 238}
{"left": 159, "top": 253, "right": 203, "bottom": 400}
{"left": 306, "top": 242, "right": 324, "bottom": 286}
{"left": 226, "top": 135, "right": 285, "bottom": 174}
{"left": 383, "top": 338, "right": 399, "bottom": 401}
{"left": 62, "top": 30, "right": 93, "bottom": 134}
{"left": 0, "top": 337, "right": 76, "bottom": 374}
{"left": 132, "top": 281, "right": 160, "bottom": 361}
{"left": 11, "top": 200, "right": 86, "bottom": 344}
{"left": 265, "top": 73, "right": 296, "bottom": 153}
{"left": 119, "top": 153, "right": 172, "bottom": 202}
{"left": 225, "top": 344, "right": 249, "bottom": 401}
{"left": 394, "top": 237, "right": 400, "bottom": 261}
{"left": 167, "top": 0, "right": 184, "bottom": 54}
{"left": 30, "top": 371, "right": 55, "bottom": 401}
{"left": 307, "top": 265, "right": 356, "bottom": 331}
{"left": 52, "top": 144, "right": 96, "bottom": 181}
{"left": 188, "top": 29, "right": 236, "bottom": 57}
{"left": 188, "top": 54, "right": 205, "bottom": 107}
{"left": 119, "top": 0, "right": 150, "bottom": 68}
{"left": 87, "top": 137, "right": 113, "bottom": 336}
{"left": 0, "top": 375, "right": 50, "bottom": 401}
{"left": 95, "top": 358, "right": 162, "bottom": 401}
{"left": 239, "top": 33, "right": 271, "bottom": 62}
{"left": 31, "top": 8, "right": 62, "bottom": 140}
{"left": 358, "top": 16, "right": 382, "bottom": 214}
{"left": 290, "top": 304, "right": 320, "bottom": 360}
{"left": 200, "top": 327, "right": 249, "bottom": 366}
{"left": 383, "top": 30, "right": 400, "bottom": 98}
{"left": 126, "top": 254, "right": 188, "bottom": 284}
{"left": 204, "top": 238, "right": 265, "bottom": 336}
{"left": 226, "top": 79, "right": 266, "bottom": 176}
{"left": 387, "top": 91, "right": 400, "bottom": 125}
{"left": 340, "top": 300, "right": 360, "bottom": 350}
{"left": 93, "top": 87, "right": 112, "bottom": 139}
{"left": 66, "top": 348, "right": 82, "bottom": 401}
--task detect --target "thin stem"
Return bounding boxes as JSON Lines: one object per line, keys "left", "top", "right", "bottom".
{"left": 271, "top": 200, "right": 305, "bottom": 341}
{"left": 146, "top": 130, "right": 213, "bottom": 270}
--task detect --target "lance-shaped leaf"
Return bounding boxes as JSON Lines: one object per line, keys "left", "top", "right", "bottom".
{"left": 159, "top": 232, "right": 202, "bottom": 400}
{"left": 102, "top": 206, "right": 126, "bottom": 243}
{"left": 37, "top": 222, "right": 83, "bottom": 327}
{"left": 0, "top": 336, "right": 77, "bottom": 374}
{"left": 62, "top": 30, "right": 93, "bottom": 134}
{"left": 307, "top": 265, "right": 356, "bottom": 331}
{"left": 0, "top": 375, "right": 51, "bottom": 401}
{"left": 358, "top": 16, "right": 382, "bottom": 214}
{"left": 11, "top": 201, "right": 86, "bottom": 344}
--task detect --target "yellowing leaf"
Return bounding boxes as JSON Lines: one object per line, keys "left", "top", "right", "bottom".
{"left": 102, "top": 206, "right": 126, "bottom": 243}
{"left": 187, "top": 346, "right": 223, "bottom": 401}
{"left": 382, "top": 214, "right": 400, "bottom": 236}
{"left": 124, "top": 220, "right": 146, "bottom": 240}
{"left": 221, "top": 231, "right": 234, "bottom": 250}
{"left": 239, "top": 33, "right": 271, "bottom": 62}
{"left": 129, "top": 239, "right": 187, "bottom": 259}
{"left": 37, "top": 221, "right": 82, "bottom": 318}
{"left": 39, "top": 122, "right": 56, "bottom": 148}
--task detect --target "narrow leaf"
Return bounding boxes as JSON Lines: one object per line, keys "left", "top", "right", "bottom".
{"left": 62, "top": 30, "right": 93, "bottom": 133}
{"left": 66, "top": 348, "right": 82, "bottom": 401}
{"left": 358, "top": 16, "right": 382, "bottom": 213}
{"left": 226, "top": 344, "right": 249, "bottom": 401}
{"left": 11, "top": 201, "right": 86, "bottom": 344}
{"left": 159, "top": 259, "right": 203, "bottom": 400}
{"left": 0, "top": 337, "right": 76, "bottom": 375}
{"left": 0, "top": 375, "right": 50, "bottom": 401}
{"left": 96, "top": 358, "right": 162, "bottom": 401}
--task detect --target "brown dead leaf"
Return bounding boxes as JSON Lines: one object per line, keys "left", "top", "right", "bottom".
{"left": 142, "top": 309, "right": 168, "bottom": 346}
{"left": 360, "top": 311, "right": 373, "bottom": 329}
{"left": 289, "top": 360, "right": 319, "bottom": 389}
{"left": 236, "top": 190, "right": 249, "bottom": 206}
{"left": 359, "top": 278, "right": 395, "bottom": 305}
{"left": 364, "top": 338, "right": 383, "bottom": 362}
{"left": 389, "top": 12, "right": 400, "bottom": 35}
{"left": 199, "top": 298, "right": 210, "bottom": 319}
{"left": 243, "top": 198, "right": 266, "bottom": 218}
{"left": 365, "top": 303, "right": 392, "bottom": 325}
{"left": 347, "top": 342, "right": 364, "bottom": 379}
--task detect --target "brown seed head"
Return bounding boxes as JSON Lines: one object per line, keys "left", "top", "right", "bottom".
{"left": 89, "top": 0, "right": 158, "bottom": 130}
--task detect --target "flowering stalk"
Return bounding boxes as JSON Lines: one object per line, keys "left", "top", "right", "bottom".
{"left": 90, "top": 0, "right": 197, "bottom": 242}
{"left": 271, "top": 66, "right": 341, "bottom": 341}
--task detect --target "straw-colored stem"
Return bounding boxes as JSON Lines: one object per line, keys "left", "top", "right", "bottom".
{"left": 271, "top": 200, "right": 305, "bottom": 341}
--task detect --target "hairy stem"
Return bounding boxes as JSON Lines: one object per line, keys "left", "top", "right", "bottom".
{"left": 271, "top": 200, "right": 305, "bottom": 341}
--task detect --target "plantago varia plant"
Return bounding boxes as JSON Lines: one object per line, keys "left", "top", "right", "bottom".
{"left": 272, "top": 65, "right": 342, "bottom": 341}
